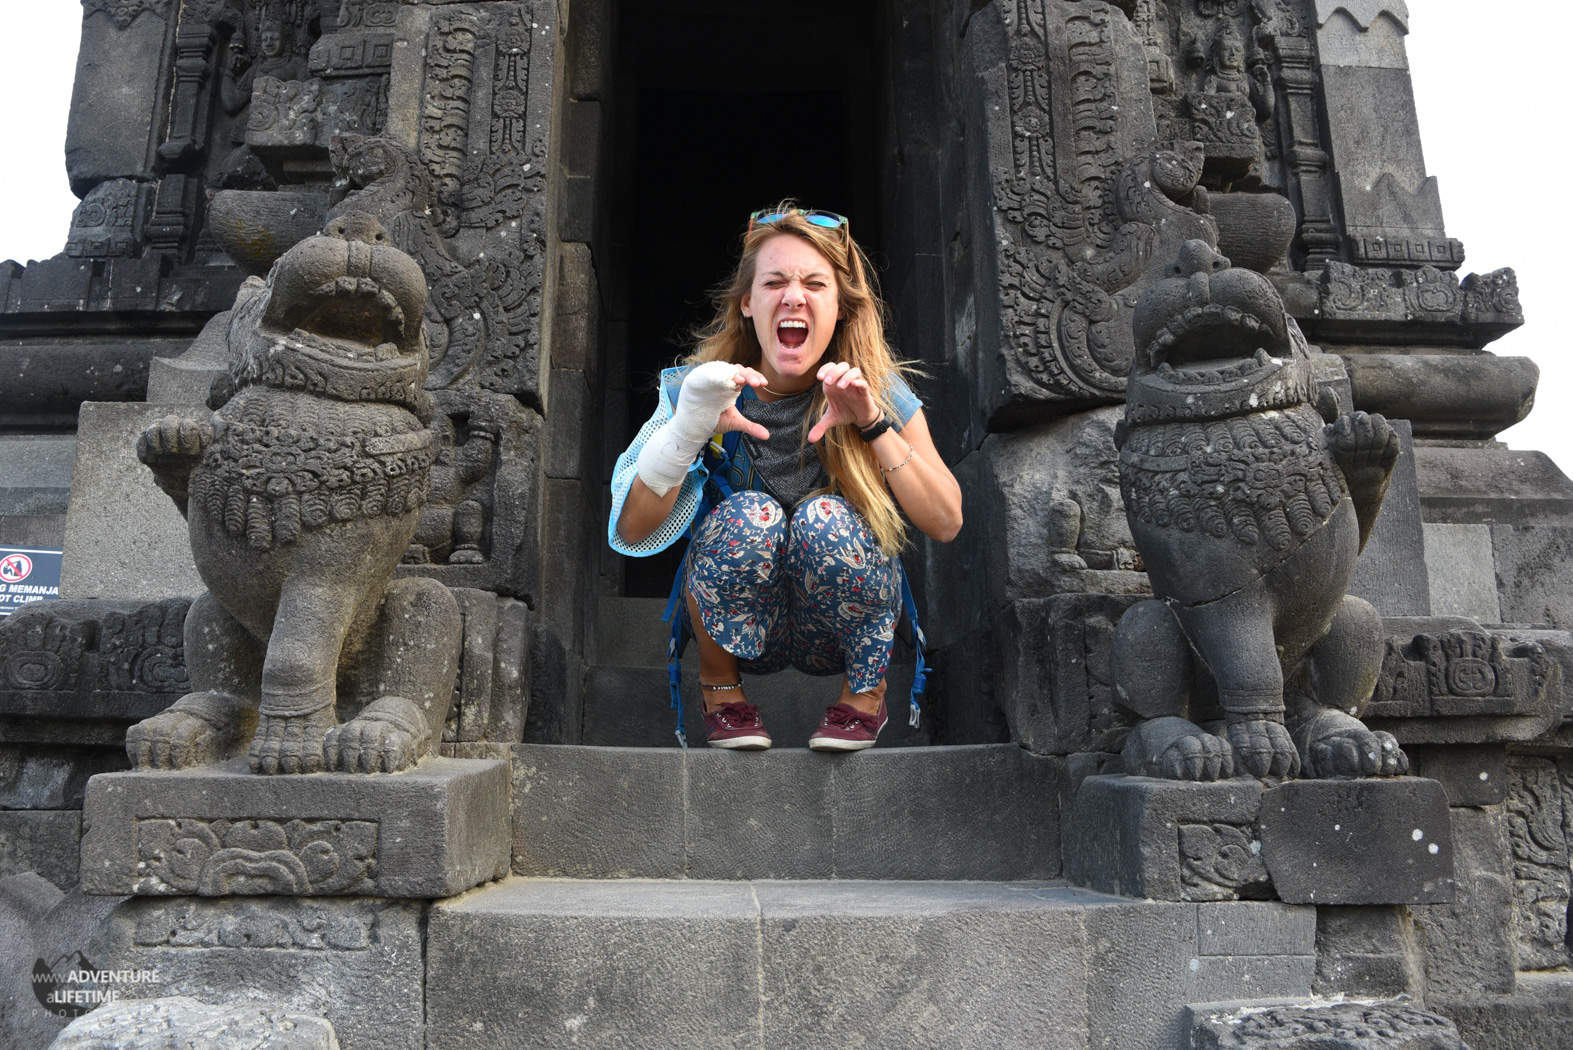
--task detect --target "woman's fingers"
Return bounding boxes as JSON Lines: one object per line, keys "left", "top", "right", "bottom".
{"left": 718, "top": 406, "right": 770, "bottom": 441}
{"left": 738, "top": 366, "right": 769, "bottom": 388}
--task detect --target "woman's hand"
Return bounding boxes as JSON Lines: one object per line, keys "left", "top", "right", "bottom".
{"left": 716, "top": 366, "right": 771, "bottom": 441}
{"left": 807, "top": 361, "right": 881, "bottom": 443}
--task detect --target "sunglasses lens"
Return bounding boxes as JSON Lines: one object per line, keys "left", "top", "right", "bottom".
{"left": 805, "top": 213, "right": 845, "bottom": 229}
{"left": 751, "top": 211, "right": 789, "bottom": 226}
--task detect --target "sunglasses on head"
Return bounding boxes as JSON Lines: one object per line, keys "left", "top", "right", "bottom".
{"left": 748, "top": 208, "right": 850, "bottom": 236}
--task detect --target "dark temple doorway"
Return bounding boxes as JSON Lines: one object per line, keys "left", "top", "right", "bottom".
{"left": 609, "top": 0, "right": 886, "bottom": 597}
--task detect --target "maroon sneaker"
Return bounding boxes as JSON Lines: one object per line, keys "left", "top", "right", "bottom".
{"left": 703, "top": 700, "right": 772, "bottom": 750}
{"left": 808, "top": 699, "right": 888, "bottom": 752}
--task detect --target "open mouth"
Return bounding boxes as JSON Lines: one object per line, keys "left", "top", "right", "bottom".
{"left": 777, "top": 319, "right": 808, "bottom": 350}
{"left": 272, "top": 276, "right": 409, "bottom": 361}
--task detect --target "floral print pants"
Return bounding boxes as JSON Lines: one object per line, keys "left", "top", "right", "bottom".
{"left": 684, "top": 491, "right": 900, "bottom": 692}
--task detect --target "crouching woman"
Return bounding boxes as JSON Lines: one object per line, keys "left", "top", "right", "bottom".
{"left": 609, "top": 206, "right": 962, "bottom": 751}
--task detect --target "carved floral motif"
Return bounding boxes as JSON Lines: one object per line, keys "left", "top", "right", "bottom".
{"left": 133, "top": 898, "right": 380, "bottom": 949}
{"left": 135, "top": 818, "right": 378, "bottom": 895}
{"left": 83, "top": 0, "right": 172, "bottom": 30}
{"left": 1178, "top": 823, "right": 1271, "bottom": 900}
{"left": 1504, "top": 759, "right": 1572, "bottom": 970}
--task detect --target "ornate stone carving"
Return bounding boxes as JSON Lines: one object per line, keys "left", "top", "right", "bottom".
{"left": 128, "top": 215, "right": 462, "bottom": 775}
{"left": 1311, "top": 262, "right": 1523, "bottom": 339}
{"left": 65, "top": 180, "right": 149, "bottom": 259}
{"left": 1504, "top": 758, "right": 1572, "bottom": 970}
{"left": 82, "top": 0, "right": 172, "bottom": 31}
{"left": 246, "top": 76, "right": 323, "bottom": 148}
{"left": 1178, "top": 822, "right": 1271, "bottom": 900}
{"left": 0, "top": 613, "right": 89, "bottom": 695}
{"left": 135, "top": 817, "right": 377, "bottom": 895}
{"left": 1113, "top": 241, "right": 1406, "bottom": 781}
{"left": 326, "top": 134, "right": 544, "bottom": 400}
{"left": 1191, "top": 1000, "right": 1467, "bottom": 1049}
{"left": 133, "top": 897, "right": 380, "bottom": 949}
{"left": 99, "top": 600, "right": 193, "bottom": 697}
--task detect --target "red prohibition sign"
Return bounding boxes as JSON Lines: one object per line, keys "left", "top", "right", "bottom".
{"left": 0, "top": 554, "right": 33, "bottom": 583}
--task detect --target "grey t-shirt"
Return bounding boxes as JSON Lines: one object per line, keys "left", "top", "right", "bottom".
{"left": 737, "top": 390, "right": 825, "bottom": 510}
{"left": 733, "top": 374, "right": 923, "bottom": 511}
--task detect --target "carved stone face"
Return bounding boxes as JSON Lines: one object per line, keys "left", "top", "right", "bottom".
{"left": 241, "top": 213, "right": 429, "bottom": 368}
{"left": 1214, "top": 30, "right": 1245, "bottom": 75}
{"left": 1130, "top": 239, "right": 1291, "bottom": 378}
{"left": 740, "top": 234, "right": 842, "bottom": 394}
{"left": 260, "top": 25, "right": 284, "bottom": 58}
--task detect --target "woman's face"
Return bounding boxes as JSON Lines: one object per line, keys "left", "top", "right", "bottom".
{"left": 740, "top": 234, "right": 841, "bottom": 393}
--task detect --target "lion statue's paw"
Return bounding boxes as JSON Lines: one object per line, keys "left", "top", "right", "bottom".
{"left": 324, "top": 696, "right": 432, "bottom": 774}
{"left": 1124, "top": 716, "right": 1236, "bottom": 781}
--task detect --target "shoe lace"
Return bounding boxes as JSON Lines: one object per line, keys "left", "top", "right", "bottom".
{"left": 821, "top": 703, "right": 867, "bottom": 731}
{"left": 714, "top": 701, "right": 760, "bottom": 729}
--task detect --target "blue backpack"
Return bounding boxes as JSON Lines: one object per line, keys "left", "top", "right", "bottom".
{"left": 659, "top": 428, "right": 928, "bottom": 747}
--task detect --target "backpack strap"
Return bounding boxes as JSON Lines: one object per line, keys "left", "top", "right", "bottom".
{"left": 661, "top": 428, "right": 744, "bottom": 748}
{"left": 897, "top": 562, "right": 927, "bottom": 729}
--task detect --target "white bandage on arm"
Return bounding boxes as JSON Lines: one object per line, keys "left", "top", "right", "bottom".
{"left": 634, "top": 361, "right": 743, "bottom": 496}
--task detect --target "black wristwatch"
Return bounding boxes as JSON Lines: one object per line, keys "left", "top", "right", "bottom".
{"left": 858, "top": 414, "right": 894, "bottom": 442}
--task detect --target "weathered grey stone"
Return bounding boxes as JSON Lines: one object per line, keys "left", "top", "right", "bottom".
{"left": 1259, "top": 778, "right": 1454, "bottom": 905}
{"left": 1416, "top": 446, "right": 1573, "bottom": 528}
{"left": 47, "top": 996, "right": 337, "bottom": 1050}
{"left": 511, "top": 744, "right": 684, "bottom": 878}
{"left": 99, "top": 896, "right": 420, "bottom": 1050}
{"left": 81, "top": 758, "right": 509, "bottom": 898}
{"left": 59, "top": 403, "right": 203, "bottom": 601}
{"left": 1066, "top": 775, "right": 1268, "bottom": 901}
{"left": 686, "top": 748, "right": 835, "bottom": 879}
{"left": 1410, "top": 805, "right": 1515, "bottom": 998}
{"left": 1198, "top": 901, "right": 1316, "bottom": 957}
{"left": 427, "top": 879, "right": 760, "bottom": 1050}
{"left": 1422, "top": 523, "right": 1502, "bottom": 623}
{"left": 0, "top": 879, "right": 124, "bottom": 1050}
{"left": 0, "top": 437, "right": 77, "bottom": 520}
{"left": 1312, "top": 906, "right": 1424, "bottom": 999}
{"left": 1348, "top": 420, "right": 1430, "bottom": 618}
{"left": 1406, "top": 745, "right": 1508, "bottom": 806}
{"left": 1432, "top": 970, "right": 1573, "bottom": 1050}
{"left": 1492, "top": 525, "right": 1573, "bottom": 629}
{"left": 1344, "top": 354, "right": 1536, "bottom": 441}
{"left": 1188, "top": 997, "right": 1468, "bottom": 1049}
{"left": 0, "top": 747, "right": 129, "bottom": 810}
{"left": 999, "top": 594, "right": 1140, "bottom": 756}
{"left": 0, "top": 811, "right": 82, "bottom": 890}
{"left": 832, "top": 744, "right": 1063, "bottom": 880}
{"left": 756, "top": 880, "right": 1090, "bottom": 1050}
{"left": 65, "top": 0, "right": 174, "bottom": 196}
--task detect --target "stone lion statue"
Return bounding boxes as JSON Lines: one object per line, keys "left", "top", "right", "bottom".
{"left": 129, "top": 212, "right": 462, "bottom": 774}
{"left": 1112, "top": 239, "right": 1409, "bottom": 781}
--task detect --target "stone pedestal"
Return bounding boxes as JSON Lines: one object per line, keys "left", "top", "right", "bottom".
{"left": 81, "top": 758, "right": 509, "bottom": 898}
{"left": 1259, "top": 778, "right": 1454, "bottom": 905}
{"left": 1066, "top": 776, "right": 1267, "bottom": 901}
{"left": 1068, "top": 775, "right": 1455, "bottom": 905}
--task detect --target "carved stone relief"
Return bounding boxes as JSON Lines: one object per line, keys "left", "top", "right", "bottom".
{"left": 132, "top": 897, "right": 381, "bottom": 950}
{"left": 1178, "top": 822, "right": 1272, "bottom": 900}
{"left": 1504, "top": 757, "right": 1573, "bottom": 970}
{"left": 135, "top": 817, "right": 378, "bottom": 895}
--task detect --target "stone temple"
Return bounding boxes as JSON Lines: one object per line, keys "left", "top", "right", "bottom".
{"left": 0, "top": 2, "right": 1569, "bottom": 1048}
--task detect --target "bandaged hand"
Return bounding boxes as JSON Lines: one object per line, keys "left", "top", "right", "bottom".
{"left": 635, "top": 361, "right": 748, "bottom": 496}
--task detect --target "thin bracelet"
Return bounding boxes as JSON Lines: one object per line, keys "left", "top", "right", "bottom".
{"left": 881, "top": 444, "right": 915, "bottom": 474}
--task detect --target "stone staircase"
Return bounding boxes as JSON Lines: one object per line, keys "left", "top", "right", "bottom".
{"left": 428, "top": 743, "right": 1323, "bottom": 1050}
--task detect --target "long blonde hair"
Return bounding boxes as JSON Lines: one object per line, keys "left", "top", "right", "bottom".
{"left": 686, "top": 204, "right": 913, "bottom": 555}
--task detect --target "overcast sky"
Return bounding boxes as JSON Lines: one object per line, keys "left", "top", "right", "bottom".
{"left": 0, "top": 4, "right": 1564, "bottom": 469}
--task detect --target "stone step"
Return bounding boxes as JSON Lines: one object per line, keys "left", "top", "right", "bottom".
{"left": 508, "top": 743, "right": 1059, "bottom": 881}
{"left": 425, "top": 878, "right": 1317, "bottom": 1050}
